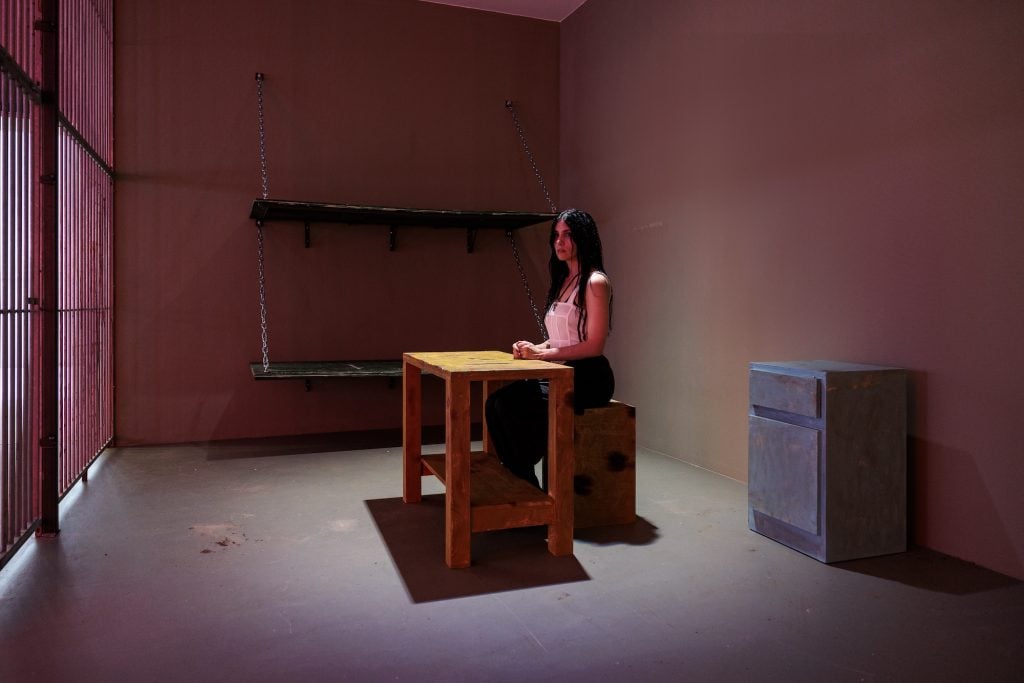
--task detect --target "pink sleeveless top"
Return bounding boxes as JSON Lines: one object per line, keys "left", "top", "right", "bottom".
{"left": 545, "top": 300, "right": 581, "bottom": 349}
{"left": 545, "top": 271, "right": 607, "bottom": 349}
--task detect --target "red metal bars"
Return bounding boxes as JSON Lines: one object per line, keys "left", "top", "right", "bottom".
{"left": 57, "top": 131, "right": 113, "bottom": 496}
{"left": 55, "top": 0, "right": 114, "bottom": 499}
{"left": 1, "top": 0, "right": 39, "bottom": 76}
{"left": 1, "top": 0, "right": 43, "bottom": 560}
{"left": 1, "top": 46, "right": 31, "bottom": 557}
{"left": 1, "top": 0, "right": 113, "bottom": 562}
{"left": 59, "top": 0, "right": 113, "bottom": 166}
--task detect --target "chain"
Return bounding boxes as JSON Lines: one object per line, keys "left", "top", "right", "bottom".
{"left": 505, "top": 99, "right": 554, "bottom": 339}
{"left": 256, "top": 73, "right": 269, "bottom": 200}
{"left": 258, "top": 222, "right": 270, "bottom": 370}
{"left": 255, "top": 73, "right": 270, "bottom": 371}
{"left": 507, "top": 230, "right": 547, "bottom": 340}
{"left": 505, "top": 100, "right": 557, "bottom": 214}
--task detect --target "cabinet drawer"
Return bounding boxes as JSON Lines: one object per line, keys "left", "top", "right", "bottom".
{"left": 748, "top": 416, "right": 820, "bottom": 534}
{"left": 750, "top": 369, "right": 820, "bottom": 418}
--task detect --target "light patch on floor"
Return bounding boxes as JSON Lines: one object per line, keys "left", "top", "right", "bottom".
{"left": 328, "top": 518, "right": 359, "bottom": 532}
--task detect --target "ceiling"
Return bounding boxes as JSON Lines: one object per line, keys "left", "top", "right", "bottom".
{"left": 417, "top": 0, "right": 589, "bottom": 22}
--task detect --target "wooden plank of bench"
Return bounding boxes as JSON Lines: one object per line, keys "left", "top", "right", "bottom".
{"left": 249, "top": 360, "right": 403, "bottom": 380}
{"left": 250, "top": 199, "right": 555, "bottom": 231}
{"left": 422, "top": 452, "right": 553, "bottom": 532}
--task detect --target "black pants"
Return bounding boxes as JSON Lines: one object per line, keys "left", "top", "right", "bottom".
{"left": 485, "top": 355, "right": 614, "bottom": 487}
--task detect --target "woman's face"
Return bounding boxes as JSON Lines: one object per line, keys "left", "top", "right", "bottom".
{"left": 553, "top": 220, "right": 576, "bottom": 263}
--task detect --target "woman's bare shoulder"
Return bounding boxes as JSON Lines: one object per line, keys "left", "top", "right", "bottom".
{"left": 587, "top": 271, "right": 611, "bottom": 288}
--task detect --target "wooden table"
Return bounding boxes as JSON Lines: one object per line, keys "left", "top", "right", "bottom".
{"left": 402, "top": 350, "right": 575, "bottom": 568}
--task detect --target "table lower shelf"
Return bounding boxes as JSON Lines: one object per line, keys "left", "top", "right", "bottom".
{"left": 421, "top": 452, "right": 554, "bottom": 532}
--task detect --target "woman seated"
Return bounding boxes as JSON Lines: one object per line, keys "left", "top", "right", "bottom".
{"left": 485, "top": 208, "right": 615, "bottom": 487}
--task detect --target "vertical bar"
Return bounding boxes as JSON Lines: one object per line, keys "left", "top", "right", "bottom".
{"left": 56, "top": 128, "right": 63, "bottom": 490}
{"left": 68, "top": 0, "right": 75, "bottom": 487}
{"left": 37, "top": 0, "right": 60, "bottom": 534}
{"left": 402, "top": 357, "right": 423, "bottom": 504}
{"left": 64, "top": 129, "right": 70, "bottom": 488}
{"left": 55, "top": 129, "right": 62, "bottom": 490}
{"left": 445, "top": 375, "right": 471, "bottom": 569}
{"left": 105, "top": 173, "right": 113, "bottom": 442}
{"left": 1, "top": 66, "right": 10, "bottom": 550}
{"left": 546, "top": 371, "right": 575, "bottom": 557}
{"left": 15, "top": 77, "right": 27, "bottom": 542}
{"left": 2, "top": 60, "right": 8, "bottom": 549}
{"left": 9, "top": 62, "right": 18, "bottom": 539}
{"left": 2, "top": 74, "right": 7, "bottom": 549}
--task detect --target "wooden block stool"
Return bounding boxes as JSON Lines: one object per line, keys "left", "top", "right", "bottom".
{"left": 572, "top": 400, "right": 637, "bottom": 528}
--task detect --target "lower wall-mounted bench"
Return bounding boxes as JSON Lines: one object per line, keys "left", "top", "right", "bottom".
{"left": 250, "top": 360, "right": 403, "bottom": 390}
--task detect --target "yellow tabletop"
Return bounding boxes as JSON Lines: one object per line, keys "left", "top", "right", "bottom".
{"left": 403, "top": 350, "right": 573, "bottom": 381}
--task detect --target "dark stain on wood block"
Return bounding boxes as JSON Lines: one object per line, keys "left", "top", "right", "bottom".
{"left": 574, "top": 474, "right": 595, "bottom": 496}
{"left": 607, "top": 451, "right": 629, "bottom": 472}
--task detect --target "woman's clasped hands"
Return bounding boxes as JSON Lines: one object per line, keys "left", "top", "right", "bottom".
{"left": 512, "top": 340, "right": 547, "bottom": 360}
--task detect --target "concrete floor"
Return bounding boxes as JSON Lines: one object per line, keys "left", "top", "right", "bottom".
{"left": 1, "top": 433, "right": 1022, "bottom": 682}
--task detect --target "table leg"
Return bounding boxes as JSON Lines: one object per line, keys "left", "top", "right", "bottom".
{"left": 547, "top": 374, "right": 575, "bottom": 556}
{"left": 445, "top": 376, "right": 472, "bottom": 568}
{"left": 402, "top": 360, "right": 422, "bottom": 503}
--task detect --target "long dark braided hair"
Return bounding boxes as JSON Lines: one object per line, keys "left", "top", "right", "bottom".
{"left": 545, "top": 208, "right": 611, "bottom": 342}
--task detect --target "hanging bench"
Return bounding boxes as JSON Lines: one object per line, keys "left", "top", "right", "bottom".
{"left": 251, "top": 199, "right": 555, "bottom": 252}
{"left": 249, "top": 200, "right": 554, "bottom": 383}
{"left": 248, "top": 74, "right": 556, "bottom": 385}
{"left": 250, "top": 359, "right": 404, "bottom": 380}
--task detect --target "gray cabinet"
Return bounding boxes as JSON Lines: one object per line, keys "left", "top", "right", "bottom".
{"left": 748, "top": 361, "right": 907, "bottom": 563}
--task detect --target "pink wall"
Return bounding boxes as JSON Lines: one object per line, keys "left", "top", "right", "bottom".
{"left": 560, "top": 0, "right": 1024, "bottom": 578}
{"left": 114, "top": 0, "right": 557, "bottom": 445}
